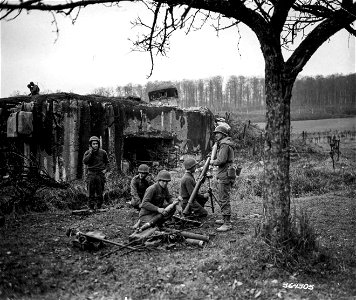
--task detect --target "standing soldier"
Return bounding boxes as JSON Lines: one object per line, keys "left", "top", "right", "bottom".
{"left": 210, "top": 125, "right": 235, "bottom": 232}
{"left": 83, "top": 136, "right": 109, "bottom": 210}
{"left": 129, "top": 164, "right": 155, "bottom": 210}
{"left": 180, "top": 157, "right": 209, "bottom": 219}
{"left": 27, "top": 81, "right": 40, "bottom": 96}
{"left": 139, "top": 170, "right": 180, "bottom": 226}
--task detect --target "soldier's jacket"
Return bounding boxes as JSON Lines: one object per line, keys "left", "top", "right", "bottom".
{"left": 212, "top": 136, "right": 235, "bottom": 181}
{"left": 130, "top": 173, "right": 155, "bottom": 202}
{"left": 139, "top": 182, "right": 173, "bottom": 218}
{"left": 83, "top": 149, "right": 109, "bottom": 174}
{"left": 180, "top": 171, "right": 204, "bottom": 201}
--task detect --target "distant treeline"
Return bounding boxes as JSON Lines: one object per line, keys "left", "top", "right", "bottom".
{"left": 94, "top": 73, "right": 355, "bottom": 121}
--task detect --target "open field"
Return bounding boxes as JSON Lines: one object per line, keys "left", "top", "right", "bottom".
{"left": 0, "top": 141, "right": 355, "bottom": 300}
{"left": 256, "top": 117, "right": 356, "bottom": 134}
{"left": 256, "top": 116, "right": 356, "bottom": 160}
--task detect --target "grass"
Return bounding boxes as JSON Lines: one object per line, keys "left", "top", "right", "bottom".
{"left": 0, "top": 133, "right": 355, "bottom": 299}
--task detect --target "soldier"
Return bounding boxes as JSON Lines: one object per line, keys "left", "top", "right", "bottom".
{"left": 139, "top": 170, "right": 180, "bottom": 226}
{"left": 210, "top": 125, "right": 235, "bottom": 232}
{"left": 180, "top": 157, "right": 209, "bottom": 219}
{"left": 83, "top": 136, "right": 109, "bottom": 210}
{"left": 27, "top": 81, "right": 40, "bottom": 96}
{"left": 129, "top": 164, "right": 155, "bottom": 210}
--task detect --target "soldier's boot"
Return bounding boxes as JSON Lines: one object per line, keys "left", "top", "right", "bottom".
{"left": 216, "top": 215, "right": 232, "bottom": 232}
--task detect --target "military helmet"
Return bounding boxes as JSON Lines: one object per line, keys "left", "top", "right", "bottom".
{"left": 138, "top": 164, "right": 150, "bottom": 173}
{"left": 89, "top": 136, "right": 100, "bottom": 144}
{"left": 214, "top": 125, "right": 228, "bottom": 136}
{"left": 183, "top": 157, "right": 198, "bottom": 170}
{"left": 157, "top": 170, "right": 171, "bottom": 181}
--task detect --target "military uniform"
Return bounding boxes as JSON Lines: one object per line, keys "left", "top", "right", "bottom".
{"left": 180, "top": 171, "right": 208, "bottom": 217}
{"left": 211, "top": 136, "right": 235, "bottom": 219}
{"left": 139, "top": 182, "right": 174, "bottom": 224}
{"left": 130, "top": 173, "right": 155, "bottom": 209}
{"left": 83, "top": 147, "right": 109, "bottom": 209}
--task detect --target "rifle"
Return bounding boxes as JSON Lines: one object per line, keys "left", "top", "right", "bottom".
{"left": 183, "top": 142, "right": 218, "bottom": 215}
{"left": 66, "top": 228, "right": 137, "bottom": 251}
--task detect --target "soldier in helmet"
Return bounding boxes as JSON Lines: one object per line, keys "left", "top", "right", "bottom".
{"left": 180, "top": 157, "right": 209, "bottom": 219}
{"left": 83, "top": 136, "right": 109, "bottom": 210}
{"left": 139, "top": 170, "right": 180, "bottom": 226}
{"left": 210, "top": 125, "right": 235, "bottom": 232}
{"left": 27, "top": 81, "right": 40, "bottom": 96}
{"left": 129, "top": 164, "right": 155, "bottom": 210}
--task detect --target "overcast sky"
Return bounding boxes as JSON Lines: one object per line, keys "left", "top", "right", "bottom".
{"left": 1, "top": 2, "right": 355, "bottom": 97}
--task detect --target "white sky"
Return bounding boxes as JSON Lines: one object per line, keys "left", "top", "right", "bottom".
{"left": 0, "top": 2, "right": 355, "bottom": 97}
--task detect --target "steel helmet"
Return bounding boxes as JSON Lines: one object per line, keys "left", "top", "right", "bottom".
{"left": 183, "top": 157, "right": 198, "bottom": 170}
{"left": 214, "top": 125, "right": 228, "bottom": 136}
{"left": 216, "top": 117, "right": 226, "bottom": 122}
{"left": 138, "top": 164, "right": 150, "bottom": 173}
{"left": 89, "top": 136, "right": 100, "bottom": 144}
{"left": 157, "top": 170, "right": 171, "bottom": 181}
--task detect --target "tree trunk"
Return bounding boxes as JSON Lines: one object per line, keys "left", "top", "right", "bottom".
{"left": 262, "top": 59, "right": 296, "bottom": 243}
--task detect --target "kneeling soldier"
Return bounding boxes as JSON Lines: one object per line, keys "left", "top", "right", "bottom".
{"left": 129, "top": 164, "right": 155, "bottom": 210}
{"left": 180, "top": 157, "right": 209, "bottom": 218}
{"left": 139, "top": 170, "right": 178, "bottom": 226}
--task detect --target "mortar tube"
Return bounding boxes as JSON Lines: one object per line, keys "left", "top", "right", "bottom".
{"left": 185, "top": 238, "right": 205, "bottom": 247}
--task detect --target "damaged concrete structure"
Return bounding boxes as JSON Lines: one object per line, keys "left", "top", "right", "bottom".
{"left": 0, "top": 93, "right": 215, "bottom": 182}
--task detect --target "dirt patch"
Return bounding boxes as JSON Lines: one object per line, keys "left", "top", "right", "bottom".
{"left": 0, "top": 188, "right": 355, "bottom": 300}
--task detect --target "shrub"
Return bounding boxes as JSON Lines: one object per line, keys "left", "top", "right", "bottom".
{"left": 254, "top": 208, "right": 325, "bottom": 272}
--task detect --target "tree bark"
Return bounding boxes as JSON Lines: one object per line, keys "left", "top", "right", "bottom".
{"left": 262, "top": 54, "right": 296, "bottom": 243}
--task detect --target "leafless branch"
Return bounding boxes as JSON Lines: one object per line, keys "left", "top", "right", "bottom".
{"left": 345, "top": 24, "right": 356, "bottom": 36}
{"left": 50, "top": 11, "right": 60, "bottom": 43}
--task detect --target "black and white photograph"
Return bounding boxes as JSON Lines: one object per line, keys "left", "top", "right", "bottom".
{"left": 0, "top": 1, "right": 355, "bottom": 299}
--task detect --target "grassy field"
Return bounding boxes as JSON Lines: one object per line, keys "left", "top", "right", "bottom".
{"left": 0, "top": 137, "right": 355, "bottom": 300}
{"left": 255, "top": 117, "right": 356, "bottom": 134}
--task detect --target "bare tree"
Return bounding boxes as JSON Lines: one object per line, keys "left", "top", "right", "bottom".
{"left": 1, "top": 0, "right": 355, "bottom": 243}
{"left": 92, "top": 87, "right": 115, "bottom": 97}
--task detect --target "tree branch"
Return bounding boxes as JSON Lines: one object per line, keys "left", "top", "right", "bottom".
{"left": 270, "top": 0, "right": 295, "bottom": 34}
{"left": 286, "top": 4, "right": 356, "bottom": 77}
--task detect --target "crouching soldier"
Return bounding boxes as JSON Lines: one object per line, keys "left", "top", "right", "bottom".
{"left": 180, "top": 157, "right": 209, "bottom": 219}
{"left": 138, "top": 170, "right": 180, "bottom": 227}
{"left": 129, "top": 164, "right": 155, "bottom": 210}
{"left": 83, "top": 136, "right": 109, "bottom": 210}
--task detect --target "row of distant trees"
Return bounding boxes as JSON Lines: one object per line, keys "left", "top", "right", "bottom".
{"left": 93, "top": 73, "right": 355, "bottom": 118}
{"left": 11, "top": 73, "right": 354, "bottom": 119}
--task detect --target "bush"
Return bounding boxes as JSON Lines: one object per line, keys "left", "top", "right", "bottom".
{"left": 104, "top": 172, "right": 132, "bottom": 205}
{"left": 254, "top": 208, "right": 326, "bottom": 272}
